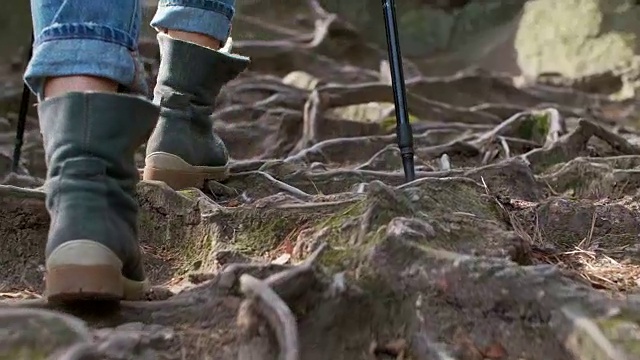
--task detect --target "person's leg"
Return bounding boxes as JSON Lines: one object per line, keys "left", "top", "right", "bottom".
{"left": 142, "top": 0, "right": 250, "bottom": 189}
{"left": 27, "top": 0, "right": 159, "bottom": 302}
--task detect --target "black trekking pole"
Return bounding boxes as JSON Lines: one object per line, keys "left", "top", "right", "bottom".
{"left": 12, "top": 31, "right": 34, "bottom": 173}
{"left": 382, "top": 0, "right": 415, "bottom": 182}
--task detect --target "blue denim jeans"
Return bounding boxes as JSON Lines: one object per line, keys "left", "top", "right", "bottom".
{"left": 24, "top": 0, "right": 235, "bottom": 99}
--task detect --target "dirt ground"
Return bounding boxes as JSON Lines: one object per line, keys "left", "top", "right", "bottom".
{"left": 1, "top": 2, "right": 640, "bottom": 360}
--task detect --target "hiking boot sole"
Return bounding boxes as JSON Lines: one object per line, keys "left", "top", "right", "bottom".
{"left": 45, "top": 240, "right": 149, "bottom": 303}
{"left": 142, "top": 152, "right": 228, "bottom": 190}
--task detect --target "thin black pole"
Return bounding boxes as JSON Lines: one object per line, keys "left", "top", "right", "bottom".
{"left": 382, "top": 0, "right": 415, "bottom": 182}
{"left": 12, "top": 31, "right": 34, "bottom": 173}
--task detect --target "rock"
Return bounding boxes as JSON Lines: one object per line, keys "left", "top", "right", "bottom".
{"left": 515, "top": 0, "right": 640, "bottom": 96}
{"left": 0, "top": 308, "right": 91, "bottom": 359}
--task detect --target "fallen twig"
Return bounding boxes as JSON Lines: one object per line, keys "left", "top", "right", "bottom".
{"left": 257, "top": 171, "right": 314, "bottom": 201}
{"left": 239, "top": 275, "right": 300, "bottom": 360}
{"left": 235, "top": 243, "right": 327, "bottom": 360}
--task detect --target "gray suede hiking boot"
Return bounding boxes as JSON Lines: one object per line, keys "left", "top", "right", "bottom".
{"left": 39, "top": 92, "right": 159, "bottom": 302}
{"left": 142, "top": 33, "right": 250, "bottom": 190}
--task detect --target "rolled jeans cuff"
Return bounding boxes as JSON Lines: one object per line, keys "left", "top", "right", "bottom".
{"left": 151, "top": 0, "right": 234, "bottom": 43}
{"left": 24, "top": 28, "right": 142, "bottom": 99}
